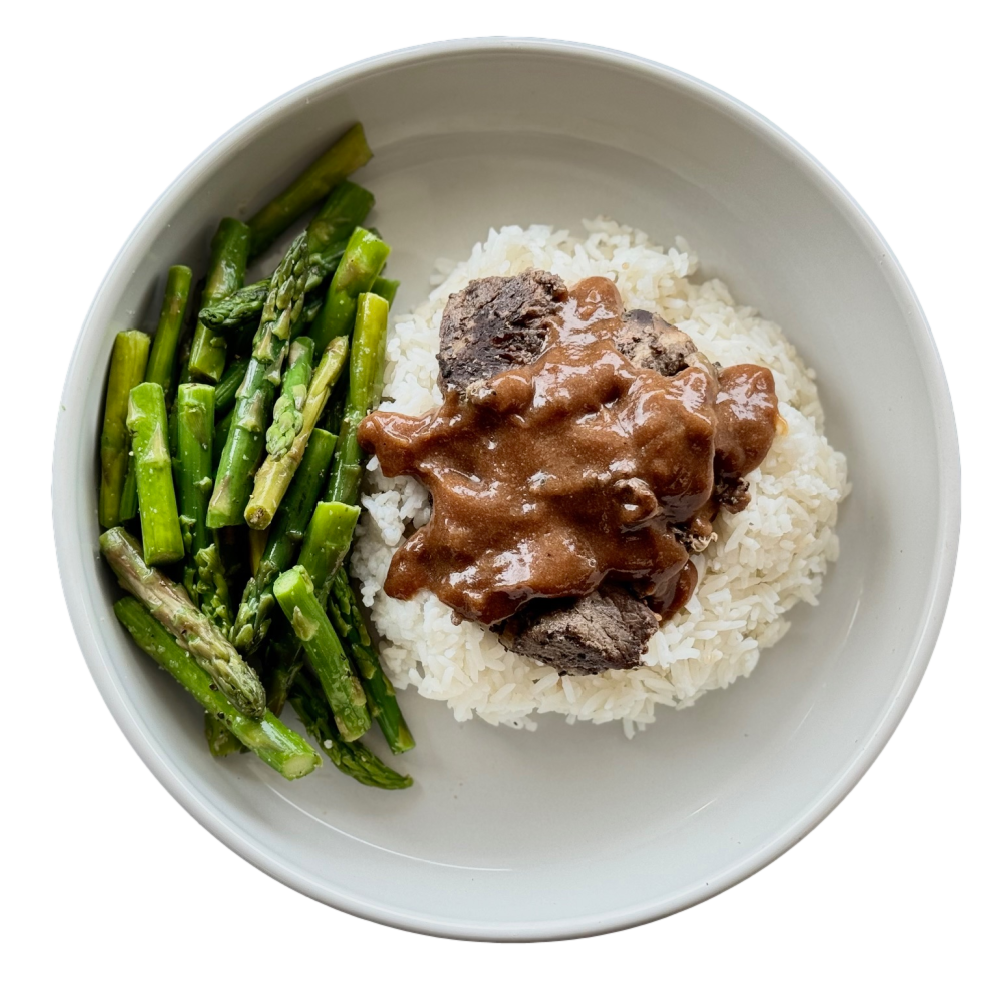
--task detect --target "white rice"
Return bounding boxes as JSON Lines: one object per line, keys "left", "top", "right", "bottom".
{"left": 351, "top": 219, "right": 849, "bottom": 734}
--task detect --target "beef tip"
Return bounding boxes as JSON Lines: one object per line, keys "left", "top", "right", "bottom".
{"left": 615, "top": 309, "right": 698, "bottom": 377}
{"left": 497, "top": 585, "right": 659, "bottom": 674}
{"left": 437, "top": 269, "right": 568, "bottom": 392}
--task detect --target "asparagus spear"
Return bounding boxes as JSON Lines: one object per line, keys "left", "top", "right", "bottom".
{"left": 206, "top": 233, "right": 309, "bottom": 528}
{"left": 289, "top": 673, "right": 411, "bottom": 789}
{"left": 173, "top": 384, "right": 232, "bottom": 630}
{"left": 244, "top": 336, "right": 349, "bottom": 530}
{"left": 200, "top": 182, "right": 374, "bottom": 332}
{"left": 145, "top": 266, "right": 193, "bottom": 396}
{"left": 205, "top": 713, "right": 242, "bottom": 756}
{"left": 188, "top": 218, "right": 251, "bottom": 383}
{"left": 306, "top": 181, "right": 375, "bottom": 255}
{"left": 190, "top": 543, "right": 233, "bottom": 633}
{"left": 263, "top": 499, "right": 358, "bottom": 715}
{"left": 232, "top": 428, "right": 338, "bottom": 653}
{"left": 99, "top": 331, "right": 150, "bottom": 528}
{"left": 326, "top": 292, "right": 390, "bottom": 506}
{"left": 263, "top": 620, "right": 306, "bottom": 717}
{"left": 309, "top": 229, "right": 390, "bottom": 354}
{"left": 101, "top": 527, "right": 265, "bottom": 717}
{"left": 247, "top": 123, "right": 373, "bottom": 258}
{"left": 213, "top": 408, "right": 232, "bottom": 466}
{"left": 126, "top": 382, "right": 184, "bottom": 565}
{"left": 197, "top": 279, "right": 269, "bottom": 331}
{"left": 118, "top": 461, "right": 139, "bottom": 523}
{"left": 272, "top": 565, "right": 370, "bottom": 741}
{"left": 175, "top": 384, "right": 215, "bottom": 559}
{"left": 329, "top": 567, "right": 414, "bottom": 754}
{"left": 113, "top": 597, "right": 318, "bottom": 778}
{"left": 213, "top": 357, "right": 250, "bottom": 415}
{"left": 370, "top": 276, "right": 399, "bottom": 307}
{"left": 298, "top": 501, "right": 360, "bottom": 602}
{"left": 265, "top": 337, "right": 314, "bottom": 459}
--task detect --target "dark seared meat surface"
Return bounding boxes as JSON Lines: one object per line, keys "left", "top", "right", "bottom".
{"left": 615, "top": 309, "right": 698, "bottom": 378}
{"left": 437, "top": 270, "right": 568, "bottom": 393}
{"left": 496, "top": 585, "right": 659, "bottom": 674}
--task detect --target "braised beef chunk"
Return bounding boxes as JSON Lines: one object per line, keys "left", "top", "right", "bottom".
{"left": 497, "top": 585, "right": 659, "bottom": 674}
{"left": 437, "top": 269, "right": 567, "bottom": 392}
{"left": 615, "top": 309, "right": 697, "bottom": 377}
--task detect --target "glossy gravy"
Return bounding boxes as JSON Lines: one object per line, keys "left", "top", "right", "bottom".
{"left": 358, "top": 277, "right": 779, "bottom": 625}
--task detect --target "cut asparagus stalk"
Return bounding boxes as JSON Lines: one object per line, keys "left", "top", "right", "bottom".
{"left": 306, "top": 181, "right": 375, "bottom": 256}
{"left": 206, "top": 233, "right": 310, "bottom": 528}
{"left": 145, "top": 265, "right": 193, "bottom": 396}
{"left": 272, "top": 565, "right": 370, "bottom": 741}
{"left": 265, "top": 336, "right": 314, "bottom": 459}
{"left": 326, "top": 292, "right": 389, "bottom": 506}
{"left": 298, "top": 501, "right": 360, "bottom": 603}
{"left": 213, "top": 357, "right": 250, "bottom": 415}
{"left": 263, "top": 498, "right": 357, "bottom": 716}
{"left": 127, "top": 382, "right": 184, "bottom": 565}
{"left": 213, "top": 408, "right": 232, "bottom": 466}
{"left": 99, "top": 330, "right": 150, "bottom": 528}
{"left": 309, "top": 228, "right": 390, "bottom": 354}
{"left": 289, "top": 673, "right": 411, "bottom": 789}
{"left": 174, "top": 383, "right": 232, "bottom": 630}
{"left": 232, "top": 428, "right": 337, "bottom": 653}
{"left": 175, "top": 383, "right": 215, "bottom": 560}
{"left": 118, "top": 459, "right": 139, "bottom": 523}
{"left": 101, "top": 527, "right": 265, "bottom": 717}
{"left": 188, "top": 218, "right": 251, "bottom": 383}
{"left": 370, "top": 276, "right": 399, "bottom": 307}
{"left": 114, "top": 597, "right": 317, "bottom": 778}
{"left": 244, "top": 336, "right": 349, "bottom": 529}
{"left": 247, "top": 123, "right": 373, "bottom": 258}
{"left": 329, "top": 567, "right": 414, "bottom": 754}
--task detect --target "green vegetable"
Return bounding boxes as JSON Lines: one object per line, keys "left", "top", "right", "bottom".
{"left": 231, "top": 429, "right": 337, "bottom": 653}
{"left": 247, "top": 123, "right": 373, "bottom": 258}
{"left": 326, "top": 292, "right": 389, "bottom": 506}
{"left": 99, "top": 331, "right": 150, "bottom": 528}
{"left": 213, "top": 357, "right": 250, "bottom": 415}
{"left": 244, "top": 336, "right": 349, "bottom": 530}
{"left": 126, "top": 382, "right": 184, "bottom": 565}
{"left": 289, "top": 673, "right": 411, "bottom": 789}
{"left": 101, "top": 527, "right": 265, "bottom": 718}
{"left": 272, "top": 565, "right": 370, "bottom": 741}
{"left": 188, "top": 218, "right": 251, "bottom": 383}
{"left": 206, "top": 233, "right": 310, "bottom": 528}
{"left": 114, "top": 597, "right": 318, "bottom": 779}
{"left": 309, "top": 229, "right": 390, "bottom": 354}
{"left": 204, "top": 713, "right": 242, "bottom": 756}
{"left": 370, "top": 276, "right": 399, "bottom": 306}
{"left": 145, "top": 265, "right": 193, "bottom": 396}
{"left": 265, "top": 337, "right": 314, "bottom": 459}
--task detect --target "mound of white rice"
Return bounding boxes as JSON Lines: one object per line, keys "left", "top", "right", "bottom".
{"left": 351, "top": 220, "right": 849, "bottom": 734}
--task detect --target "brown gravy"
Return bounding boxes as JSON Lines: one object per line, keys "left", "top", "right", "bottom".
{"left": 358, "top": 277, "right": 779, "bottom": 625}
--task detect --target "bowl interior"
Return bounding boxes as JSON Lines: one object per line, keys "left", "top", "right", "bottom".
{"left": 54, "top": 42, "right": 956, "bottom": 940}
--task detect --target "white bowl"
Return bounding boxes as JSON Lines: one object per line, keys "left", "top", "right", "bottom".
{"left": 53, "top": 39, "right": 960, "bottom": 941}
